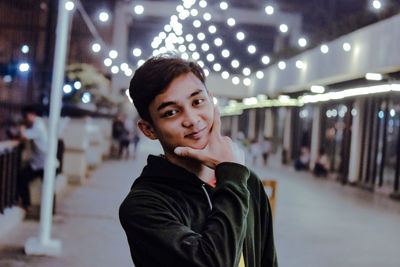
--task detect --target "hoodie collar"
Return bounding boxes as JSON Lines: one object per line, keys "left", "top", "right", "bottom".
{"left": 134, "top": 155, "right": 209, "bottom": 189}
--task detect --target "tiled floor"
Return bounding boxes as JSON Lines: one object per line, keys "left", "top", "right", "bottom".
{"left": 0, "top": 139, "right": 399, "bottom": 267}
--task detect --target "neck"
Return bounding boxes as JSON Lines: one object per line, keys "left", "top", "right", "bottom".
{"left": 165, "top": 151, "right": 214, "bottom": 184}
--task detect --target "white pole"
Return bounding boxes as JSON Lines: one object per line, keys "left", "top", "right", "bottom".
{"left": 25, "top": 0, "right": 72, "bottom": 256}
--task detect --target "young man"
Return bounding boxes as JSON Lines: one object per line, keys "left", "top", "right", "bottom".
{"left": 18, "top": 106, "right": 48, "bottom": 207}
{"left": 119, "top": 55, "right": 278, "bottom": 267}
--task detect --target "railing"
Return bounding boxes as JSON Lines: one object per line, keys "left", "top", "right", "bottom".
{"left": 0, "top": 140, "right": 21, "bottom": 214}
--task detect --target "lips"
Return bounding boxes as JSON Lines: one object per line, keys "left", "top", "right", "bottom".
{"left": 185, "top": 127, "right": 207, "bottom": 139}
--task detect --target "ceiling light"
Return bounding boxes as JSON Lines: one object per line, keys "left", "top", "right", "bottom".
{"left": 231, "top": 59, "right": 240, "bottom": 68}
{"left": 221, "top": 71, "right": 229, "bottom": 79}
{"left": 343, "top": 42, "right": 351, "bottom": 52}
{"left": 197, "top": 32, "right": 206, "bottom": 40}
{"left": 65, "top": 1, "right": 75, "bottom": 11}
{"left": 181, "top": 53, "right": 189, "bottom": 60}
{"left": 176, "top": 5, "right": 184, "bottom": 13}
{"left": 262, "top": 55, "right": 270, "bottom": 65}
{"left": 203, "top": 12, "right": 212, "bottom": 21}
{"left": 278, "top": 61, "right": 286, "bottom": 70}
{"left": 204, "top": 69, "right": 210, "bottom": 76}
{"left": 125, "top": 69, "right": 133, "bottom": 77}
{"left": 201, "top": 43, "right": 210, "bottom": 51}
{"left": 298, "top": 37, "right": 307, "bottom": 47}
{"left": 111, "top": 65, "right": 119, "bottom": 74}
{"left": 104, "top": 58, "right": 112, "bottom": 66}
{"left": 120, "top": 63, "right": 129, "bottom": 71}
{"left": 220, "top": 2, "right": 228, "bottom": 10}
{"left": 134, "top": 5, "right": 144, "bottom": 15}
{"left": 213, "top": 63, "right": 221, "bottom": 72}
{"left": 372, "top": 0, "right": 382, "bottom": 9}
{"left": 109, "top": 50, "right": 118, "bottom": 59}
{"left": 98, "top": 11, "right": 110, "bottom": 22}
{"left": 214, "top": 38, "right": 223, "bottom": 46}
{"left": 227, "top": 18, "right": 236, "bottom": 26}
{"left": 221, "top": 49, "right": 230, "bottom": 58}
{"left": 296, "top": 60, "right": 305, "bottom": 69}
{"left": 190, "top": 9, "right": 198, "bottom": 16}
{"left": 63, "top": 84, "right": 72, "bottom": 94}
{"left": 232, "top": 76, "right": 240, "bottom": 85}
{"left": 193, "top": 20, "right": 201, "bottom": 28}
{"left": 365, "top": 73, "right": 383, "bottom": 81}
{"left": 91, "top": 43, "right": 101, "bottom": 53}
{"left": 164, "top": 25, "right": 172, "bottom": 32}
{"left": 247, "top": 45, "right": 256, "bottom": 54}
{"left": 178, "top": 44, "right": 186, "bottom": 52}
{"left": 279, "top": 24, "right": 288, "bottom": 33}
{"left": 199, "top": 0, "right": 207, "bottom": 8}
{"left": 21, "top": 45, "right": 29, "bottom": 54}
{"left": 236, "top": 32, "right": 245, "bottom": 41}
{"left": 197, "top": 60, "right": 204, "bottom": 67}
{"left": 265, "top": 5, "right": 274, "bottom": 15}
{"left": 18, "top": 62, "right": 31, "bottom": 72}
{"left": 207, "top": 53, "right": 215, "bottom": 62}
{"left": 242, "top": 67, "right": 251, "bottom": 76}
{"left": 185, "top": 34, "right": 194, "bottom": 42}
{"left": 320, "top": 44, "right": 329, "bottom": 54}
{"left": 243, "top": 78, "right": 251, "bottom": 86}
{"left": 188, "top": 43, "right": 197, "bottom": 51}
{"left": 256, "top": 71, "right": 264, "bottom": 79}
{"left": 192, "top": 52, "right": 200, "bottom": 60}
{"left": 74, "top": 81, "right": 82, "bottom": 90}
{"left": 132, "top": 48, "right": 142, "bottom": 57}
{"left": 310, "top": 85, "right": 325, "bottom": 93}
{"left": 208, "top": 25, "right": 217, "bottom": 34}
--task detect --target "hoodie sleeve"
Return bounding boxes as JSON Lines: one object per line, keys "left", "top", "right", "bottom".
{"left": 119, "top": 162, "right": 250, "bottom": 267}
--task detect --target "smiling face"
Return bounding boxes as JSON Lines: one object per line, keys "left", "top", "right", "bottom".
{"left": 138, "top": 72, "right": 214, "bottom": 158}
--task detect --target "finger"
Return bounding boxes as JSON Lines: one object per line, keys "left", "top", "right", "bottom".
{"left": 174, "top": 146, "right": 203, "bottom": 158}
{"left": 175, "top": 146, "right": 217, "bottom": 169}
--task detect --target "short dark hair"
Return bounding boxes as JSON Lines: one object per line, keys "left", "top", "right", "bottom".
{"left": 129, "top": 55, "right": 206, "bottom": 123}
{"left": 22, "top": 105, "right": 37, "bottom": 116}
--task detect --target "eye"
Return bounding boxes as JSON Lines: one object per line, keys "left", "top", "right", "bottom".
{"left": 193, "top": 98, "right": 205, "bottom": 106}
{"left": 162, "top": 109, "right": 178, "bottom": 118}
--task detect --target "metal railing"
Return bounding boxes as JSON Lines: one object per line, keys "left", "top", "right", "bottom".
{"left": 0, "top": 140, "right": 21, "bottom": 213}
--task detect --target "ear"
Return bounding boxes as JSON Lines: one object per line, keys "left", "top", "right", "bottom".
{"left": 138, "top": 119, "right": 158, "bottom": 140}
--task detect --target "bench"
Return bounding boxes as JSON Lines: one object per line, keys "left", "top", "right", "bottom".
{"left": 262, "top": 180, "right": 277, "bottom": 217}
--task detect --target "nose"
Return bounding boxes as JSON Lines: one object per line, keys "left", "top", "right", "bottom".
{"left": 182, "top": 108, "right": 200, "bottom": 128}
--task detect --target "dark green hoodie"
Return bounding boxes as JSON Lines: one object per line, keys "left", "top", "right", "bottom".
{"left": 119, "top": 155, "right": 277, "bottom": 267}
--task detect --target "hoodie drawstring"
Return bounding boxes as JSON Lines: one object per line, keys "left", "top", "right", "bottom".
{"left": 201, "top": 184, "right": 213, "bottom": 211}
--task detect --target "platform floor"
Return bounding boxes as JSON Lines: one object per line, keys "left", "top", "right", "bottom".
{"left": 1, "top": 139, "right": 399, "bottom": 267}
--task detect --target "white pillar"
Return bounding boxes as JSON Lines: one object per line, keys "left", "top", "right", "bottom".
{"left": 248, "top": 109, "right": 256, "bottom": 140}
{"left": 348, "top": 99, "right": 364, "bottom": 183}
{"left": 25, "top": 0, "right": 71, "bottom": 256}
{"left": 231, "top": 115, "right": 239, "bottom": 140}
{"left": 111, "top": 0, "right": 131, "bottom": 93}
{"left": 282, "top": 108, "right": 292, "bottom": 161}
{"left": 310, "top": 106, "right": 321, "bottom": 170}
{"left": 263, "top": 109, "right": 273, "bottom": 138}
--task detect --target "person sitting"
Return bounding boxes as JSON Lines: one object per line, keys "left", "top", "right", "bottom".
{"left": 294, "top": 146, "right": 310, "bottom": 171}
{"left": 18, "top": 106, "right": 48, "bottom": 208}
{"left": 313, "top": 148, "right": 329, "bottom": 177}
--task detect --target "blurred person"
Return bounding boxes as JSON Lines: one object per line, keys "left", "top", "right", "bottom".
{"left": 17, "top": 106, "right": 47, "bottom": 208}
{"left": 262, "top": 136, "right": 272, "bottom": 166}
{"left": 313, "top": 148, "right": 330, "bottom": 177}
{"left": 119, "top": 55, "right": 277, "bottom": 267}
{"left": 294, "top": 146, "right": 310, "bottom": 171}
{"left": 249, "top": 138, "right": 261, "bottom": 166}
{"left": 111, "top": 114, "right": 126, "bottom": 158}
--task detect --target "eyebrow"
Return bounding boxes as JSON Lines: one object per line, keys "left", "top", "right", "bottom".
{"left": 156, "top": 89, "right": 204, "bottom": 111}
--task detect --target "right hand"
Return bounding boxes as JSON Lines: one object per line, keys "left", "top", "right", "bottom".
{"left": 174, "top": 107, "right": 245, "bottom": 169}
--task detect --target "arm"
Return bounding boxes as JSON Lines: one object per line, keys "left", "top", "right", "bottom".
{"left": 119, "top": 163, "right": 250, "bottom": 267}
{"left": 258, "top": 179, "right": 278, "bottom": 267}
